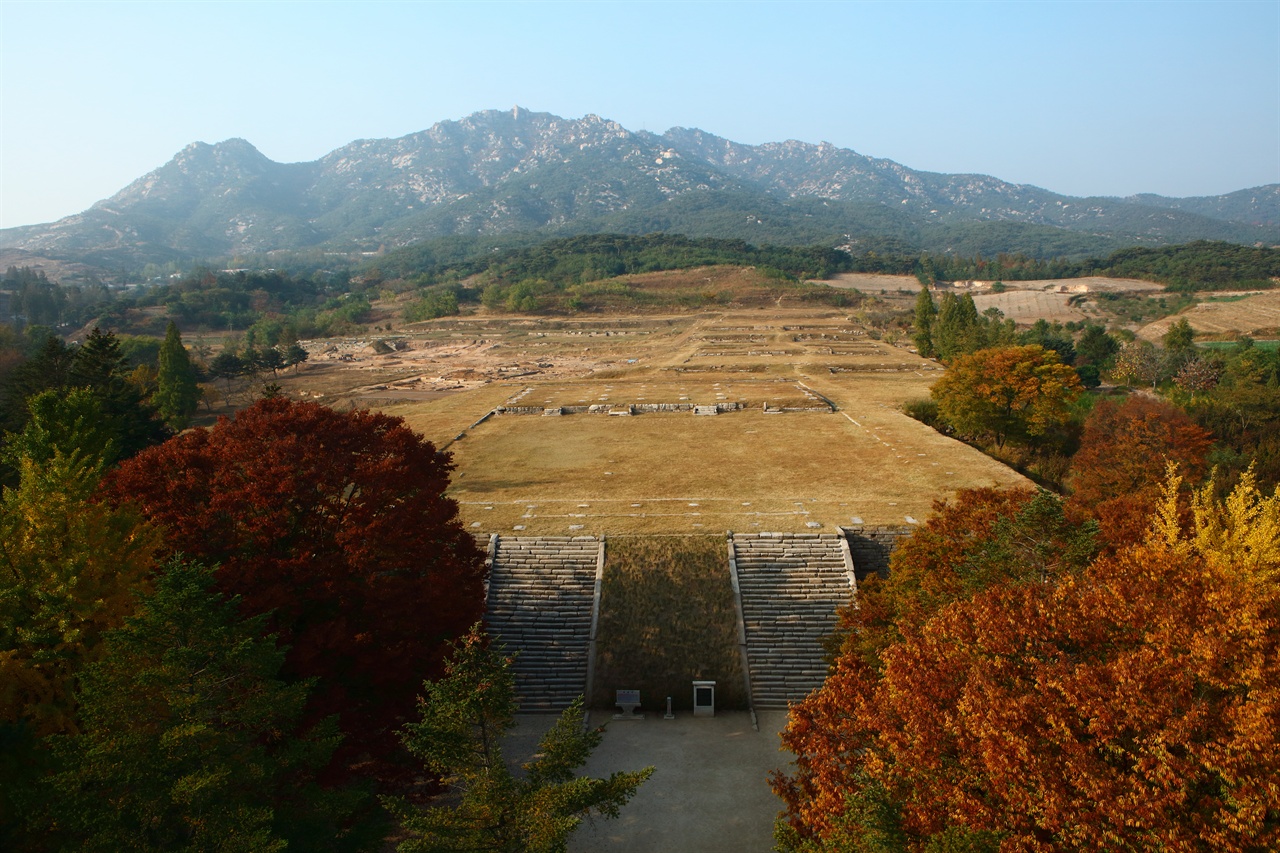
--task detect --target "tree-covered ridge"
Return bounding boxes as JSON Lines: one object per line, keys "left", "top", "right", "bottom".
{"left": 379, "top": 232, "right": 856, "bottom": 285}
{"left": 1096, "top": 240, "right": 1280, "bottom": 290}
{"left": 903, "top": 240, "right": 1280, "bottom": 290}
{"left": 384, "top": 234, "right": 1280, "bottom": 303}
{"left": 381, "top": 234, "right": 1280, "bottom": 295}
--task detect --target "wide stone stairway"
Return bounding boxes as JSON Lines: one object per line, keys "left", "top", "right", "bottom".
{"left": 484, "top": 536, "right": 601, "bottom": 712}
{"left": 732, "top": 533, "right": 856, "bottom": 710}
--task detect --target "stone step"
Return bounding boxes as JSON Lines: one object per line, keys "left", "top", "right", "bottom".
{"left": 485, "top": 535, "right": 600, "bottom": 713}
{"left": 733, "top": 532, "right": 853, "bottom": 711}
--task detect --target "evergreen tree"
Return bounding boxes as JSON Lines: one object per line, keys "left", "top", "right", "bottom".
{"left": 1074, "top": 324, "right": 1119, "bottom": 369}
{"left": 0, "top": 335, "right": 75, "bottom": 437}
{"left": 933, "top": 292, "right": 982, "bottom": 361}
{"left": 70, "top": 328, "right": 169, "bottom": 459}
{"left": 32, "top": 556, "right": 380, "bottom": 853}
{"left": 154, "top": 322, "right": 200, "bottom": 430}
{"left": 284, "top": 342, "right": 309, "bottom": 372}
{"left": 388, "top": 627, "right": 653, "bottom": 853}
{"left": 911, "top": 287, "right": 936, "bottom": 357}
{"left": 1020, "top": 318, "right": 1076, "bottom": 364}
{"left": 1162, "top": 317, "right": 1197, "bottom": 372}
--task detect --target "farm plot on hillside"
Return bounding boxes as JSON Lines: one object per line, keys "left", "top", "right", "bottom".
{"left": 1138, "top": 291, "right": 1280, "bottom": 340}
{"left": 971, "top": 290, "right": 1098, "bottom": 324}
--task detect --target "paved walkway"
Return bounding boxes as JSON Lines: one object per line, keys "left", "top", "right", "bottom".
{"left": 506, "top": 710, "right": 792, "bottom": 853}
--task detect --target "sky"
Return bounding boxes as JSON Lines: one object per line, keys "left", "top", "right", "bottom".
{"left": 1, "top": 0, "right": 1278, "bottom": 229}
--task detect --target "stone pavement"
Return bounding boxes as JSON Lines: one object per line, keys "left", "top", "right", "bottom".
{"left": 506, "top": 710, "right": 792, "bottom": 853}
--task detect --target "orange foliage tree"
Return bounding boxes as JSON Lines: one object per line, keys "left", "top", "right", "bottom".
{"left": 931, "top": 345, "right": 1082, "bottom": 449}
{"left": 776, "top": 492, "right": 1280, "bottom": 852}
{"left": 835, "top": 487, "right": 1097, "bottom": 669}
{"left": 103, "top": 398, "right": 487, "bottom": 775}
{"left": 1066, "top": 396, "right": 1214, "bottom": 549}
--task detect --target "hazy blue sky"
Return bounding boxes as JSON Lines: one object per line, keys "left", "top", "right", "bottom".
{"left": 2, "top": 0, "right": 1277, "bottom": 228}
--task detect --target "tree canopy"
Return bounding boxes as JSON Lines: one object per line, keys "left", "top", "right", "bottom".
{"left": 29, "top": 556, "right": 380, "bottom": 853}
{"left": 1066, "top": 396, "right": 1214, "bottom": 549}
{"left": 775, "top": 483, "right": 1280, "bottom": 852}
{"left": 102, "top": 398, "right": 488, "bottom": 776}
{"left": 931, "top": 345, "right": 1083, "bottom": 448}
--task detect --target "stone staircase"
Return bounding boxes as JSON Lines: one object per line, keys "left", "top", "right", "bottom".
{"left": 484, "top": 536, "right": 601, "bottom": 712}
{"left": 732, "top": 533, "right": 855, "bottom": 710}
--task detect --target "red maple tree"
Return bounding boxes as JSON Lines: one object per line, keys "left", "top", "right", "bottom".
{"left": 103, "top": 398, "right": 487, "bottom": 774}
{"left": 1066, "top": 395, "right": 1214, "bottom": 549}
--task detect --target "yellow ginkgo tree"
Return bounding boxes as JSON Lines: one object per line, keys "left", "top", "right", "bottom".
{"left": 0, "top": 390, "right": 159, "bottom": 738}
{"left": 1149, "top": 462, "right": 1280, "bottom": 582}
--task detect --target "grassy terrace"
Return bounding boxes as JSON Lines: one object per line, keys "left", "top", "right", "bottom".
{"left": 591, "top": 535, "right": 745, "bottom": 712}
{"left": 446, "top": 404, "right": 1023, "bottom": 535}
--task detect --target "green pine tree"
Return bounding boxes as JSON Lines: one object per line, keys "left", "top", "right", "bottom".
{"left": 912, "top": 286, "right": 937, "bottom": 357}
{"left": 387, "top": 627, "right": 653, "bottom": 853}
{"left": 68, "top": 327, "right": 169, "bottom": 457}
{"left": 30, "top": 556, "right": 380, "bottom": 853}
{"left": 154, "top": 321, "right": 201, "bottom": 430}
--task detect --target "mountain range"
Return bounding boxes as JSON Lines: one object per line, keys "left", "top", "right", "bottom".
{"left": 4, "top": 107, "right": 1278, "bottom": 269}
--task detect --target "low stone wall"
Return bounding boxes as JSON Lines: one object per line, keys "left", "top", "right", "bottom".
{"left": 495, "top": 401, "right": 747, "bottom": 415}
{"left": 842, "top": 525, "right": 914, "bottom": 581}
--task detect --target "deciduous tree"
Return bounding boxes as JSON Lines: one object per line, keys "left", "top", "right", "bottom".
{"left": 776, "top": 501, "right": 1280, "bottom": 852}
{"left": 1066, "top": 396, "right": 1214, "bottom": 549}
{"left": 1110, "top": 339, "right": 1166, "bottom": 389}
{"left": 833, "top": 487, "right": 1096, "bottom": 672}
{"left": 0, "top": 390, "right": 159, "bottom": 738}
{"left": 102, "top": 398, "right": 488, "bottom": 777}
{"left": 931, "top": 345, "right": 1082, "bottom": 449}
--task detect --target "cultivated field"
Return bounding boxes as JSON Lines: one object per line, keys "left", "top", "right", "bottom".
{"left": 1137, "top": 290, "right": 1280, "bottom": 340}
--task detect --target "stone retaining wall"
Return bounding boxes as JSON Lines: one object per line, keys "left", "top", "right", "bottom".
{"left": 842, "top": 525, "right": 913, "bottom": 580}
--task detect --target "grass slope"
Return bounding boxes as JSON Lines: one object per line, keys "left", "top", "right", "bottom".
{"left": 592, "top": 535, "right": 745, "bottom": 712}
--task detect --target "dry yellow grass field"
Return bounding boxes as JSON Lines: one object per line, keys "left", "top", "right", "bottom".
{"left": 226, "top": 270, "right": 1151, "bottom": 535}
{"left": 333, "top": 304, "right": 1031, "bottom": 535}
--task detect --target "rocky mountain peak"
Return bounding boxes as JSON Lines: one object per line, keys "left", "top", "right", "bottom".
{"left": 3, "top": 108, "right": 1277, "bottom": 268}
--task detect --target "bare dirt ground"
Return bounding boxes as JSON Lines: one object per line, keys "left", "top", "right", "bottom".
{"left": 823, "top": 272, "right": 920, "bottom": 295}
{"left": 253, "top": 305, "right": 1026, "bottom": 536}
{"left": 822, "top": 273, "right": 1160, "bottom": 296}
{"left": 822, "top": 272, "right": 1163, "bottom": 325}
{"left": 1137, "top": 290, "right": 1280, "bottom": 341}
{"left": 971, "top": 290, "right": 1096, "bottom": 324}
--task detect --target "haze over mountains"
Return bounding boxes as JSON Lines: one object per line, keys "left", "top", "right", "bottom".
{"left": 4, "top": 107, "right": 1278, "bottom": 269}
